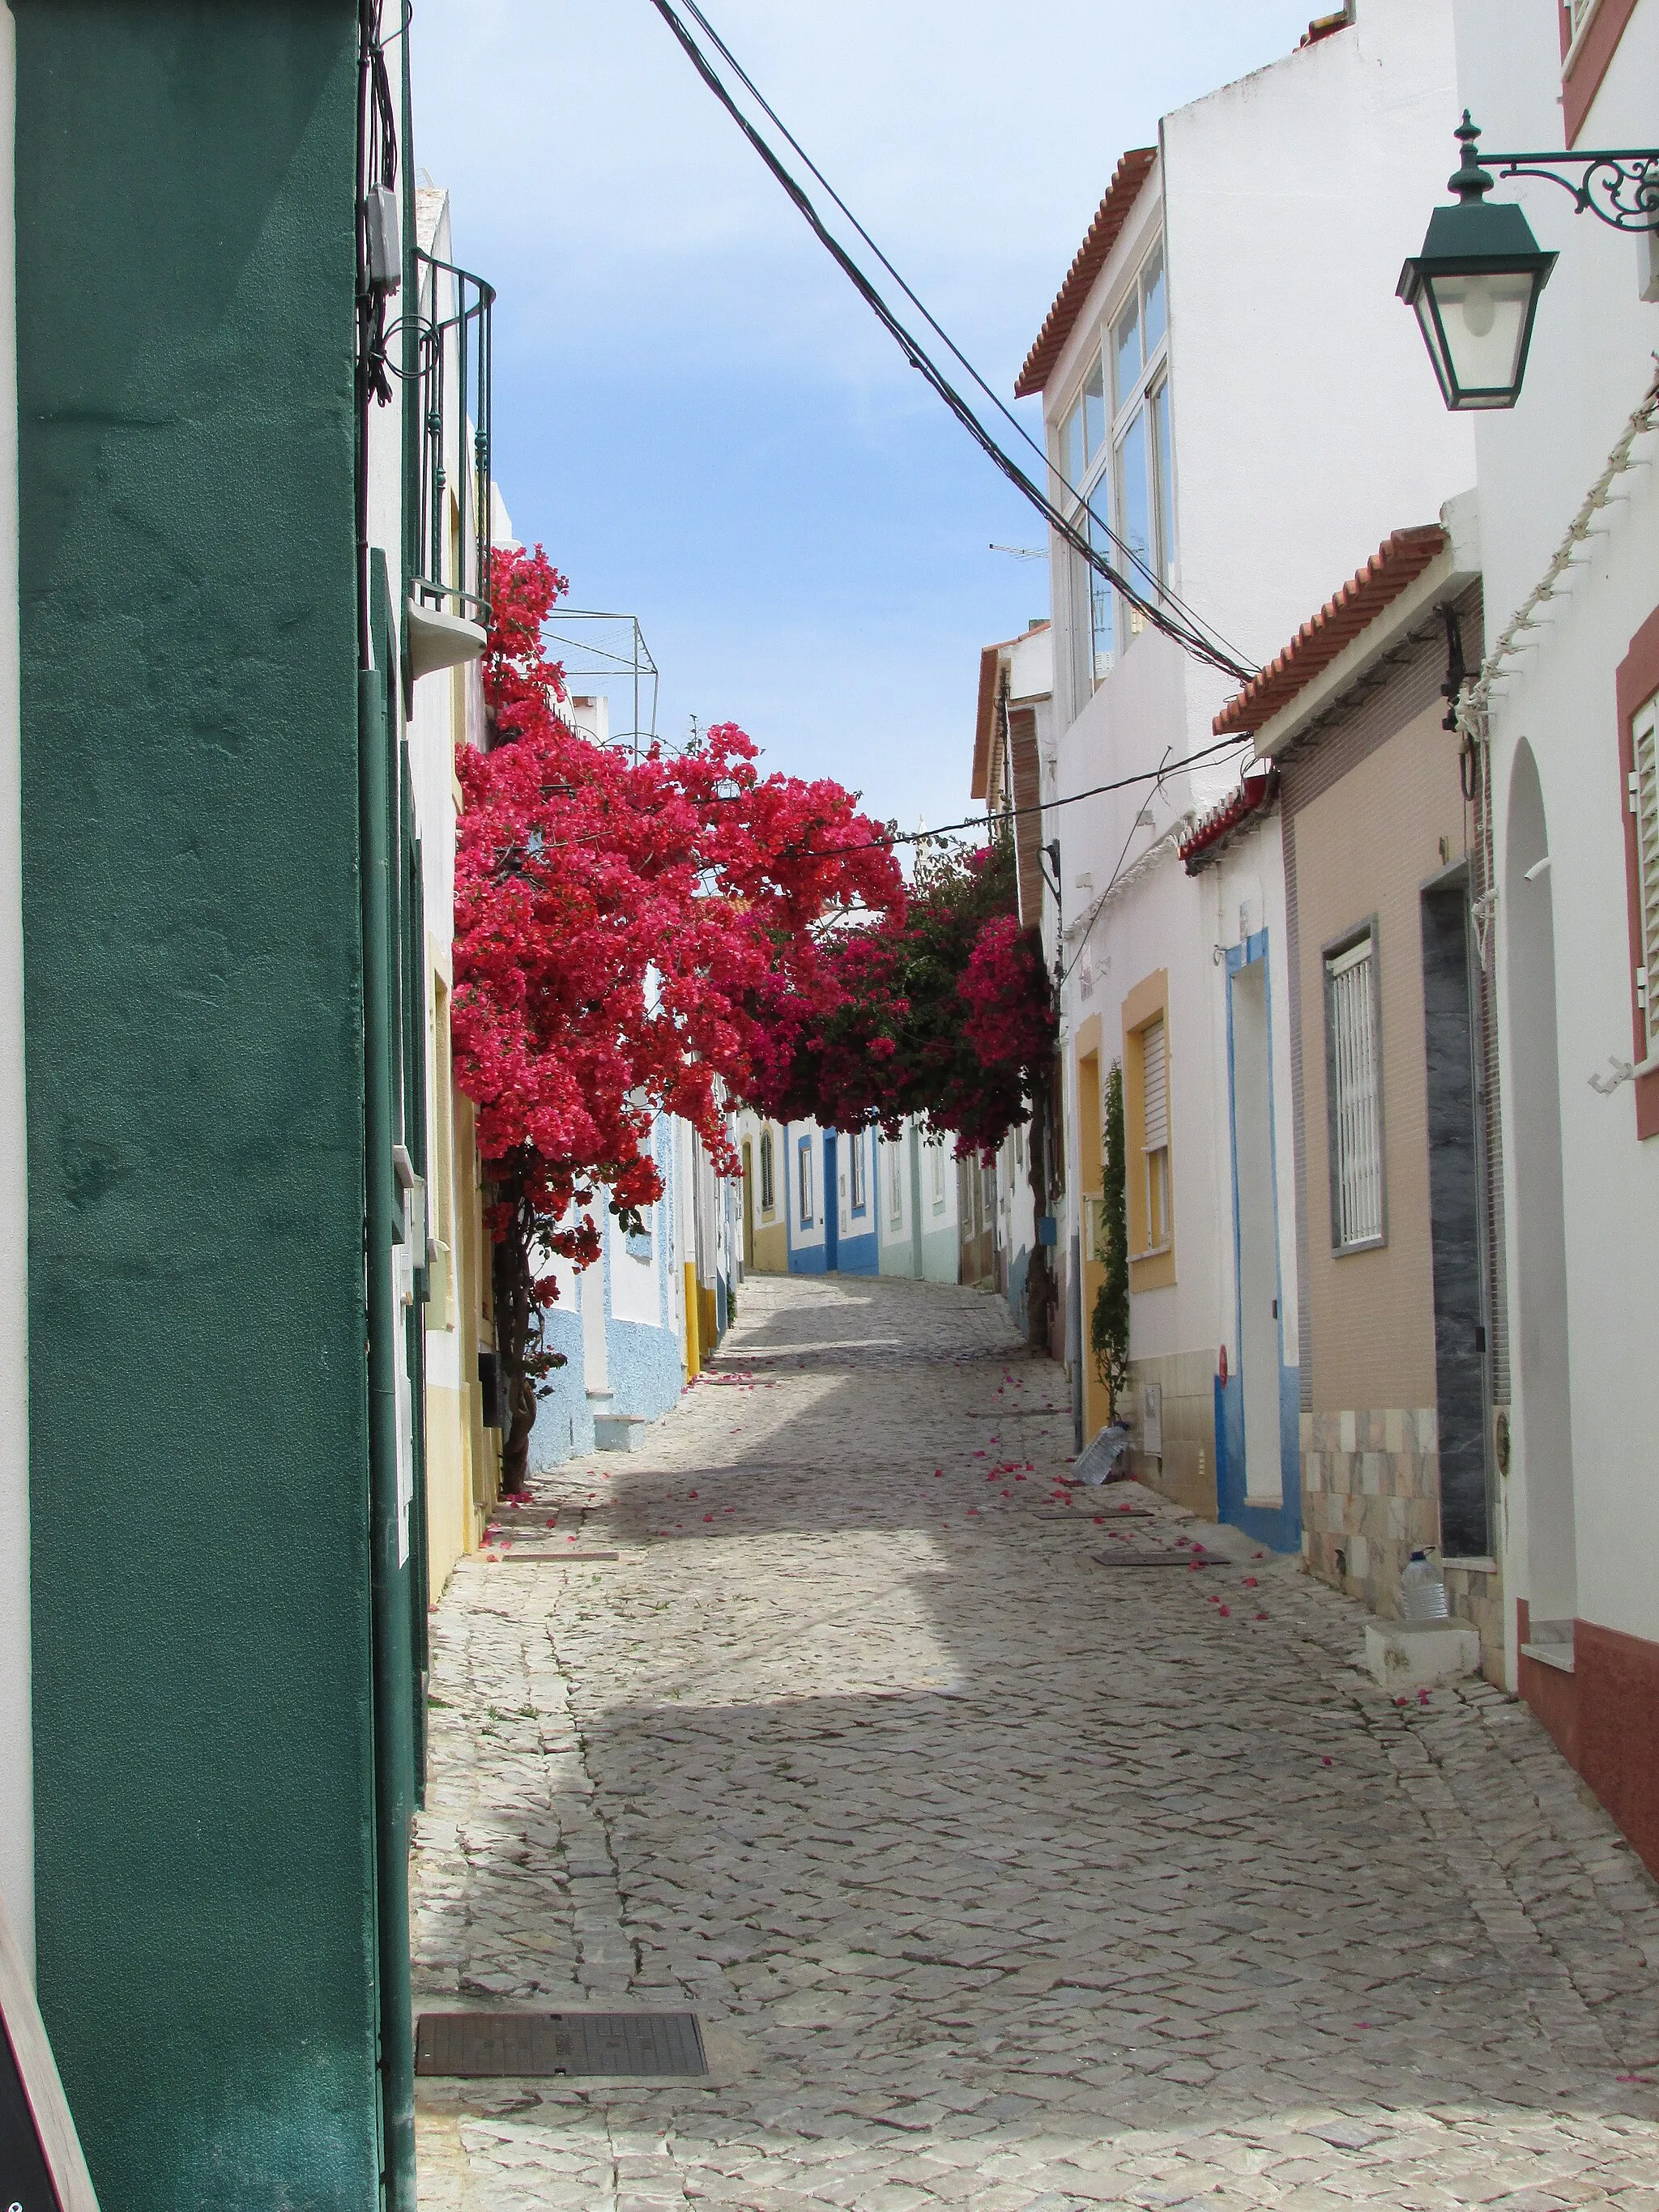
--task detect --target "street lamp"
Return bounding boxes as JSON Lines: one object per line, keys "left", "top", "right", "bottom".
{"left": 1400, "top": 113, "right": 1659, "bottom": 411}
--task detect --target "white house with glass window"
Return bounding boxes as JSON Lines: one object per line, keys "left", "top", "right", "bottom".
{"left": 1017, "top": 0, "right": 1472, "bottom": 1534}
{"left": 1438, "top": 0, "right": 1659, "bottom": 1877}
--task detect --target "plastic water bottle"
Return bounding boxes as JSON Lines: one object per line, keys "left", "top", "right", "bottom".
{"left": 1401, "top": 1549, "right": 1449, "bottom": 1621}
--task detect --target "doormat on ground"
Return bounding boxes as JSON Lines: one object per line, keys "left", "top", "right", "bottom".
{"left": 416, "top": 2010, "right": 707, "bottom": 2078}
{"left": 1090, "top": 1548, "right": 1228, "bottom": 1568}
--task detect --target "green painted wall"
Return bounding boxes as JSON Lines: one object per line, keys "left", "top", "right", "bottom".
{"left": 14, "top": 6, "right": 382, "bottom": 2205}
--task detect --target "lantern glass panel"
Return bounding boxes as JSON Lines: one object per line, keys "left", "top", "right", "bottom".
{"left": 1424, "top": 267, "right": 1535, "bottom": 401}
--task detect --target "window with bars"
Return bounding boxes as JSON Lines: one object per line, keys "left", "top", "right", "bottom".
{"left": 850, "top": 1132, "right": 867, "bottom": 1214}
{"left": 797, "top": 1135, "right": 814, "bottom": 1226}
{"left": 1631, "top": 693, "right": 1659, "bottom": 1062}
{"left": 1324, "top": 929, "right": 1385, "bottom": 1250}
{"left": 759, "top": 1128, "right": 775, "bottom": 1213}
{"left": 888, "top": 1138, "right": 905, "bottom": 1227}
{"left": 1141, "top": 1014, "right": 1171, "bottom": 1252}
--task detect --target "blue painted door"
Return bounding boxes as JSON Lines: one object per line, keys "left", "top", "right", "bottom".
{"left": 823, "top": 1132, "right": 839, "bottom": 1271}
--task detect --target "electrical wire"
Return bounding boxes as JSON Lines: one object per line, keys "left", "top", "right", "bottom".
{"left": 667, "top": 0, "right": 1255, "bottom": 678}
{"left": 795, "top": 731, "right": 1252, "bottom": 859}
{"left": 644, "top": 0, "right": 1258, "bottom": 684}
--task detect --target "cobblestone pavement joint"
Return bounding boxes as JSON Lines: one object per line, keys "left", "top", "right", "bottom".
{"left": 412, "top": 1273, "right": 1659, "bottom": 2210}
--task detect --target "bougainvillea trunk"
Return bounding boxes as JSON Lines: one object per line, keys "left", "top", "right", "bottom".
{"left": 1024, "top": 1050, "right": 1058, "bottom": 1357}
{"left": 489, "top": 1174, "right": 539, "bottom": 1494}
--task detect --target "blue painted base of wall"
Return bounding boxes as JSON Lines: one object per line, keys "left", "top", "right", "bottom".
{"left": 920, "top": 1225, "right": 958, "bottom": 1283}
{"left": 608, "top": 1315, "right": 684, "bottom": 1425}
{"left": 1213, "top": 1366, "right": 1303, "bottom": 1553}
{"left": 530, "top": 1306, "right": 591, "bottom": 1470}
{"left": 1006, "top": 1242, "right": 1030, "bottom": 1333}
{"left": 789, "top": 1240, "right": 829, "bottom": 1274}
{"left": 527, "top": 1311, "right": 686, "bottom": 1475}
{"left": 837, "top": 1227, "right": 879, "bottom": 1276}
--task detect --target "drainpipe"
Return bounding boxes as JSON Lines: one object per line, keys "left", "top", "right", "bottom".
{"left": 360, "top": 663, "right": 417, "bottom": 2210}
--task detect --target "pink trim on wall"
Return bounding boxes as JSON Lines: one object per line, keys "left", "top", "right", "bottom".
{"left": 1563, "top": 0, "right": 1640, "bottom": 145}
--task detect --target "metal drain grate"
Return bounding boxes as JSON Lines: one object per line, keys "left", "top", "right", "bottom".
{"left": 486, "top": 1550, "right": 620, "bottom": 1564}
{"left": 416, "top": 2010, "right": 707, "bottom": 2078}
{"left": 1090, "top": 1547, "right": 1226, "bottom": 1568}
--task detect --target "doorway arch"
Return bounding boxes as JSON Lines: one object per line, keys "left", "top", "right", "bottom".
{"left": 1504, "top": 739, "right": 1576, "bottom": 1628}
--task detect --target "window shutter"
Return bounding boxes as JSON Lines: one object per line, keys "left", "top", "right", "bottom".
{"left": 1141, "top": 1016, "right": 1168, "bottom": 1153}
{"left": 1633, "top": 697, "right": 1659, "bottom": 1059}
{"left": 1327, "top": 937, "right": 1383, "bottom": 1246}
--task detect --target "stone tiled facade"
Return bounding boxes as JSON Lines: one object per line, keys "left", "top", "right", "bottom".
{"left": 1302, "top": 1404, "right": 1504, "bottom": 1677}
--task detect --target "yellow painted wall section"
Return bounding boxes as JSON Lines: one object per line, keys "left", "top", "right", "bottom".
{"left": 684, "top": 1261, "right": 701, "bottom": 1377}
{"left": 1077, "top": 1028, "right": 1108, "bottom": 1440}
{"left": 457, "top": 1092, "right": 497, "bottom": 1538}
{"left": 424, "top": 1385, "right": 469, "bottom": 1603}
{"left": 751, "top": 1218, "right": 788, "bottom": 1272}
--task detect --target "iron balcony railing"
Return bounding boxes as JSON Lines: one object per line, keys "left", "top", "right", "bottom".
{"left": 411, "top": 249, "right": 495, "bottom": 632}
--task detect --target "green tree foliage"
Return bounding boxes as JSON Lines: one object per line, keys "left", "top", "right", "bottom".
{"left": 1090, "top": 1059, "right": 1131, "bottom": 1416}
{"left": 770, "top": 837, "right": 1056, "bottom": 1160}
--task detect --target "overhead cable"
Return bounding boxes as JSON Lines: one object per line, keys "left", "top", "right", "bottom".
{"left": 666, "top": 0, "right": 1253, "bottom": 678}
{"left": 644, "top": 0, "right": 1258, "bottom": 684}
{"left": 795, "top": 731, "right": 1252, "bottom": 859}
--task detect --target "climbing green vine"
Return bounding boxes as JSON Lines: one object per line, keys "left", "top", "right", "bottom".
{"left": 1090, "top": 1060, "right": 1131, "bottom": 1416}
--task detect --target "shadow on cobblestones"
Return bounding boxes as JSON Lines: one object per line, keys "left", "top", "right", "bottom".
{"left": 413, "top": 1275, "right": 1659, "bottom": 2212}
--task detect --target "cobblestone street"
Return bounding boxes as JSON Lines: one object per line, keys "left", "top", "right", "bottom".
{"left": 412, "top": 1275, "right": 1659, "bottom": 2211}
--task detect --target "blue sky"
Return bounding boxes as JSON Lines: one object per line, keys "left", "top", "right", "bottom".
{"left": 409, "top": 2, "right": 1320, "bottom": 832}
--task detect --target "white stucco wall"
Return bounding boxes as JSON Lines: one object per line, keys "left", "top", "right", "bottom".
{"left": 1452, "top": 0, "right": 1659, "bottom": 1648}
{"left": 0, "top": 10, "right": 31, "bottom": 1968}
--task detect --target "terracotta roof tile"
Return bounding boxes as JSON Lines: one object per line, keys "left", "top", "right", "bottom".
{"left": 1179, "top": 765, "right": 1277, "bottom": 874}
{"left": 1014, "top": 147, "right": 1158, "bottom": 401}
{"left": 1212, "top": 524, "right": 1448, "bottom": 737}
{"left": 971, "top": 645, "right": 1000, "bottom": 801}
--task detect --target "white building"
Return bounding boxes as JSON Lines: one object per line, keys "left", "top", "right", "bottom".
{"left": 1444, "top": 0, "right": 1659, "bottom": 1871}
{"left": 970, "top": 620, "right": 1056, "bottom": 1343}
{"left": 1021, "top": 0, "right": 1473, "bottom": 1533}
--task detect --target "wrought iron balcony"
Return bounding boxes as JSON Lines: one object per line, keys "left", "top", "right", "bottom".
{"left": 410, "top": 249, "right": 496, "bottom": 637}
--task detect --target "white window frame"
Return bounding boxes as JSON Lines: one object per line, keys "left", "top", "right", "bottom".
{"left": 1108, "top": 238, "right": 1174, "bottom": 649}
{"left": 849, "top": 1132, "right": 867, "bottom": 1214}
{"left": 887, "top": 1137, "right": 905, "bottom": 1228}
{"left": 797, "top": 1133, "right": 814, "bottom": 1228}
{"left": 1324, "top": 924, "right": 1387, "bottom": 1252}
{"left": 1052, "top": 347, "right": 1115, "bottom": 706}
